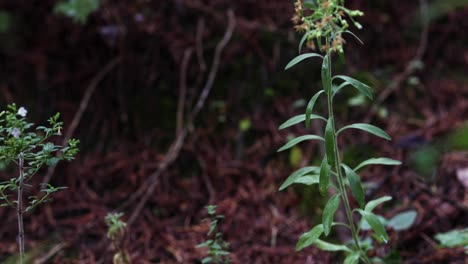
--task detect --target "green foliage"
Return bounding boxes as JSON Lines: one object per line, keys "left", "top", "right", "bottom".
{"left": 106, "top": 212, "right": 127, "bottom": 240}
{"left": 0, "top": 104, "right": 79, "bottom": 263}
{"left": 0, "top": 11, "right": 11, "bottom": 33}
{"left": 278, "top": 166, "right": 320, "bottom": 191}
{"left": 278, "top": 1, "right": 405, "bottom": 262}
{"left": 359, "top": 210, "right": 417, "bottom": 232}
{"left": 105, "top": 212, "right": 132, "bottom": 264}
{"left": 434, "top": 228, "right": 468, "bottom": 249}
{"left": 54, "top": 0, "right": 100, "bottom": 24}
{"left": 238, "top": 118, "right": 251, "bottom": 132}
{"left": 278, "top": 134, "right": 324, "bottom": 152}
{"left": 322, "top": 193, "right": 341, "bottom": 236}
{"left": 197, "top": 205, "right": 231, "bottom": 264}
{"left": 0, "top": 104, "right": 79, "bottom": 210}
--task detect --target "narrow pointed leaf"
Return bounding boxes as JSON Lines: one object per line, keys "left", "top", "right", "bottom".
{"left": 277, "top": 135, "right": 324, "bottom": 152}
{"left": 319, "top": 157, "right": 330, "bottom": 196}
{"left": 354, "top": 157, "right": 401, "bottom": 171}
{"left": 298, "top": 33, "right": 308, "bottom": 53}
{"left": 344, "top": 251, "right": 361, "bottom": 264}
{"left": 324, "top": 118, "right": 336, "bottom": 167}
{"left": 322, "top": 54, "right": 332, "bottom": 94}
{"left": 314, "top": 239, "right": 352, "bottom": 252}
{"left": 337, "top": 123, "right": 391, "bottom": 141}
{"left": 294, "top": 175, "right": 320, "bottom": 185}
{"left": 332, "top": 75, "right": 373, "bottom": 99}
{"left": 305, "top": 90, "right": 325, "bottom": 127}
{"left": 365, "top": 196, "right": 392, "bottom": 212}
{"left": 344, "top": 30, "right": 364, "bottom": 45}
{"left": 323, "top": 193, "right": 341, "bottom": 236}
{"left": 279, "top": 166, "right": 320, "bottom": 191}
{"left": 296, "top": 224, "right": 324, "bottom": 251}
{"left": 332, "top": 82, "right": 349, "bottom": 98}
{"left": 342, "top": 164, "right": 365, "bottom": 208}
{"left": 279, "top": 113, "right": 326, "bottom": 130}
{"left": 358, "top": 210, "right": 389, "bottom": 243}
{"left": 279, "top": 115, "right": 305, "bottom": 130}
{"left": 285, "top": 53, "right": 323, "bottom": 70}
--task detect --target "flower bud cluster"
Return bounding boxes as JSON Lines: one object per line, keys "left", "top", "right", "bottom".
{"left": 292, "top": 0, "right": 363, "bottom": 53}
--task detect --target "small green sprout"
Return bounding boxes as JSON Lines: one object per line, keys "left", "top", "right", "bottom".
{"left": 197, "top": 205, "right": 231, "bottom": 264}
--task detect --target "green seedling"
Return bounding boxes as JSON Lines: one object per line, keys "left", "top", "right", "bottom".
{"left": 105, "top": 212, "right": 132, "bottom": 264}
{"left": 196, "top": 205, "right": 231, "bottom": 264}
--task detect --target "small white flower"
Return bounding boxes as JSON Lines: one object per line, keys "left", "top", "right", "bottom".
{"left": 11, "top": 128, "right": 21, "bottom": 138}
{"left": 17, "top": 107, "right": 27, "bottom": 117}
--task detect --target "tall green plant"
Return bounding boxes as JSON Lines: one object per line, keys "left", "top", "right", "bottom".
{"left": 0, "top": 104, "right": 79, "bottom": 264}
{"left": 278, "top": 1, "right": 401, "bottom": 263}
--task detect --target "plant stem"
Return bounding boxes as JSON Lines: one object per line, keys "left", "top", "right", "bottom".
{"left": 324, "top": 51, "right": 371, "bottom": 264}
{"left": 17, "top": 152, "right": 25, "bottom": 264}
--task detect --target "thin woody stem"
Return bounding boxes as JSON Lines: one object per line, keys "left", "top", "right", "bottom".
{"left": 17, "top": 152, "right": 25, "bottom": 264}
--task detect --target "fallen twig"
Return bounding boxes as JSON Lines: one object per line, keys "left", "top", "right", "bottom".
{"left": 126, "top": 10, "right": 236, "bottom": 226}
{"left": 43, "top": 57, "right": 121, "bottom": 185}
{"left": 364, "top": 0, "right": 429, "bottom": 123}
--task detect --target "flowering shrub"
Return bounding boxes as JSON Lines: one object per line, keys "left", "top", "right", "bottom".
{"left": 0, "top": 104, "right": 79, "bottom": 263}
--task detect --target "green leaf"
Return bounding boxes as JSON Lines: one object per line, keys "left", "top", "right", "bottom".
{"left": 314, "top": 239, "right": 351, "bottom": 252}
{"left": 294, "top": 175, "right": 320, "bottom": 185}
{"left": 285, "top": 53, "right": 323, "bottom": 70}
{"left": 361, "top": 218, "right": 388, "bottom": 233}
{"left": 323, "top": 193, "right": 341, "bottom": 236}
{"left": 202, "top": 257, "right": 213, "bottom": 264}
{"left": 337, "top": 123, "right": 391, "bottom": 141}
{"left": 305, "top": 90, "right": 326, "bottom": 127}
{"left": 342, "top": 164, "right": 365, "bottom": 208}
{"left": 303, "top": 2, "right": 316, "bottom": 9}
{"left": 434, "top": 228, "right": 468, "bottom": 248}
{"left": 319, "top": 156, "right": 330, "bottom": 196}
{"left": 279, "top": 113, "right": 326, "bottom": 130}
{"left": 54, "top": 0, "right": 100, "bottom": 24}
{"left": 344, "top": 251, "right": 361, "bottom": 264}
{"left": 365, "top": 196, "right": 392, "bottom": 213}
{"left": 354, "top": 157, "right": 401, "bottom": 171}
{"left": 296, "top": 224, "right": 324, "bottom": 251}
{"left": 358, "top": 210, "right": 389, "bottom": 243}
{"left": 298, "top": 33, "right": 308, "bottom": 53}
{"left": 279, "top": 166, "right": 320, "bottom": 191}
{"left": 344, "top": 30, "right": 364, "bottom": 45}
{"left": 332, "top": 75, "right": 373, "bottom": 100}
{"left": 324, "top": 118, "right": 336, "bottom": 167}
{"left": 387, "top": 210, "right": 417, "bottom": 231}
{"left": 277, "top": 135, "right": 324, "bottom": 152}
{"left": 322, "top": 54, "right": 332, "bottom": 94}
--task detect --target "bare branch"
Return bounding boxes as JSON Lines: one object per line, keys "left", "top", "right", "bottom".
{"left": 126, "top": 10, "right": 236, "bottom": 226}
